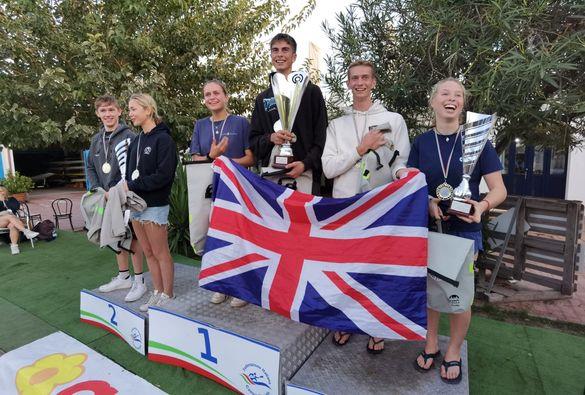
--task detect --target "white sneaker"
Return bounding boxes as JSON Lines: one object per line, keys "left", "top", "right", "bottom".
{"left": 139, "top": 290, "right": 160, "bottom": 312}
{"left": 210, "top": 292, "right": 228, "bottom": 304}
{"left": 124, "top": 281, "right": 147, "bottom": 302}
{"left": 98, "top": 276, "right": 132, "bottom": 293}
{"left": 10, "top": 244, "right": 20, "bottom": 255}
{"left": 155, "top": 292, "right": 176, "bottom": 308}
{"left": 230, "top": 297, "right": 248, "bottom": 308}
{"left": 23, "top": 229, "right": 39, "bottom": 240}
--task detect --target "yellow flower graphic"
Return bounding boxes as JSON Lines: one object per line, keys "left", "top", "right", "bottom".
{"left": 15, "top": 353, "right": 87, "bottom": 395}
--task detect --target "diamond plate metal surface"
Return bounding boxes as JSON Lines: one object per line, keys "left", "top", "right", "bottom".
{"left": 92, "top": 263, "right": 329, "bottom": 389}
{"left": 288, "top": 334, "right": 469, "bottom": 395}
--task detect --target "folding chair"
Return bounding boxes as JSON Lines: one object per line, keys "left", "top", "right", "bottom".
{"left": 15, "top": 208, "right": 35, "bottom": 248}
{"left": 51, "top": 198, "right": 74, "bottom": 230}
{"left": 17, "top": 202, "right": 42, "bottom": 227}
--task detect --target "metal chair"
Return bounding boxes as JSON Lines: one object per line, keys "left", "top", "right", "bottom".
{"left": 17, "top": 202, "right": 42, "bottom": 227}
{"left": 14, "top": 208, "right": 35, "bottom": 248}
{"left": 51, "top": 198, "right": 74, "bottom": 230}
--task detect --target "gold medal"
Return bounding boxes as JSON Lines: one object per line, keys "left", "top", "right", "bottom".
{"left": 436, "top": 182, "right": 454, "bottom": 201}
{"left": 102, "top": 163, "right": 111, "bottom": 174}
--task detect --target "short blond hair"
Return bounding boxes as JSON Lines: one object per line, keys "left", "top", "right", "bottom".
{"left": 129, "top": 93, "right": 162, "bottom": 123}
{"left": 347, "top": 60, "right": 377, "bottom": 80}
{"left": 0, "top": 186, "right": 8, "bottom": 198}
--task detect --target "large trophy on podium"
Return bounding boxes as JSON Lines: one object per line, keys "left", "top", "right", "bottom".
{"left": 271, "top": 71, "right": 309, "bottom": 169}
{"left": 448, "top": 112, "right": 497, "bottom": 216}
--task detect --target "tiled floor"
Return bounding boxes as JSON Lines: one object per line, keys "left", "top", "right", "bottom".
{"left": 20, "top": 187, "right": 585, "bottom": 325}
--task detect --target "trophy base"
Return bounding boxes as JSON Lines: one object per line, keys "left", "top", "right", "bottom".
{"left": 272, "top": 154, "right": 294, "bottom": 169}
{"left": 447, "top": 198, "right": 474, "bottom": 216}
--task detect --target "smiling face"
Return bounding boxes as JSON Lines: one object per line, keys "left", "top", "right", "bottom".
{"left": 347, "top": 65, "right": 376, "bottom": 102}
{"left": 127, "top": 99, "right": 150, "bottom": 127}
{"left": 95, "top": 104, "right": 122, "bottom": 130}
{"left": 203, "top": 82, "right": 228, "bottom": 113}
{"left": 430, "top": 80, "right": 465, "bottom": 121}
{"left": 270, "top": 40, "right": 297, "bottom": 75}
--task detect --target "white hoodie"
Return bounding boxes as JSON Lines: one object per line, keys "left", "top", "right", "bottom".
{"left": 322, "top": 101, "right": 410, "bottom": 198}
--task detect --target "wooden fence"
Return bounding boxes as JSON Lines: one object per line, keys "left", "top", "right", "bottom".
{"left": 478, "top": 195, "right": 583, "bottom": 301}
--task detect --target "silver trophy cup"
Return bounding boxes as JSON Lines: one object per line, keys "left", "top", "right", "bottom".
{"left": 448, "top": 112, "right": 497, "bottom": 216}
{"left": 271, "top": 71, "right": 309, "bottom": 168}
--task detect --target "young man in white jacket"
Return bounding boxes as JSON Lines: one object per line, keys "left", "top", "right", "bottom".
{"left": 321, "top": 60, "right": 413, "bottom": 352}
{"left": 322, "top": 60, "right": 412, "bottom": 199}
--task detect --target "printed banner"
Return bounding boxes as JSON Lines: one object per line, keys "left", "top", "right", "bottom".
{"left": 79, "top": 290, "right": 146, "bottom": 354}
{"left": 0, "top": 331, "right": 164, "bottom": 395}
{"left": 148, "top": 307, "right": 280, "bottom": 395}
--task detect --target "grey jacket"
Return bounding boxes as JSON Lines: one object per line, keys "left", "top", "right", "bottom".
{"left": 81, "top": 184, "right": 146, "bottom": 252}
{"left": 87, "top": 123, "right": 136, "bottom": 190}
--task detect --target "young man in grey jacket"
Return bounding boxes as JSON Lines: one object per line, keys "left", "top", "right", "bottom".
{"left": 87, "top": 95, "right": 146, "bottom": 302}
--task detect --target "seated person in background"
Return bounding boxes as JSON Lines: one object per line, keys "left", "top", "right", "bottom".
{"left": 0, "top": 186, "right": 38, "bottom": 255}
{"left": 190, "top": 79, "right": 254, "bottom": 167}
{"left": 190, "top": 79, "right": 252, "bottom": 308}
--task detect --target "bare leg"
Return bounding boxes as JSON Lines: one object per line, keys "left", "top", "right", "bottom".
{"left": 417, "top": 308, "right": 441, "bottom": 369}
{"left": 115, "top": 250, "right": 130, "bottom": 272}
{"left": 441, "top": 309, "right": 471, "bottom": 380}
{"left": 130, "top": 239, "right": 144, "bottom": 273}
{"left": 7, "top": 223, "right": 20, "bottom": 245}
{"left": 143, "top": 222, "right": 174, "bottom": 297}
{"left": 132, "top": 220, "right": 163, "bottom": 292}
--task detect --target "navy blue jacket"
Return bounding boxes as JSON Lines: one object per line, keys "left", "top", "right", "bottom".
{"left": 126, "top": 123, "right": 178, "bottom": 207}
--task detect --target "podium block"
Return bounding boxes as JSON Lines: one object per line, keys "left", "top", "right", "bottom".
{"left": 80, "top": 290, "right": 147, "bottom": 354}
{"left": 80, "top": 263, "right": 199, "bottom": 355}
{"left": 147, "top": 265, "right": 328, "bottom": 394}
{"left": 286, "top": 334, "right": 469, "bottom": 395}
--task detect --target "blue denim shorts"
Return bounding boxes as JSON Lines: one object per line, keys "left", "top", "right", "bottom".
{"left": 446, "top": 230, "right": 483, "bottom": 254}
{"left": 130, "top": 205, "right": 169, "bottom": 226}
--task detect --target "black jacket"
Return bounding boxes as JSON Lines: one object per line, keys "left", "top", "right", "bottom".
{"left": 87, "top": 123, "right": 136, "bottom": 190}
{"left": 0, "top": 197, "right": 19, "bottom": 214}
{"left": 126, "top": 123, "right": 178, "bottom": 207}
{"left": 250, "top": 75, "right": 327, "bottom": 192}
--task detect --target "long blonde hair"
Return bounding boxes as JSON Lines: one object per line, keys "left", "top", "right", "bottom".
{"left": 129, "top": 93, "right": 162, "bottom": 124}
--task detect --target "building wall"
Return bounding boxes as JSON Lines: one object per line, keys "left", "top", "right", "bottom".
{"left": 566, "top": 146, "right": 585, "bottom": 203}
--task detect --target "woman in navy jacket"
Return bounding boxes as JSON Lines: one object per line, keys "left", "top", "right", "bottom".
{"left": 125, "top": 93, "right": 178, "bottom": 312}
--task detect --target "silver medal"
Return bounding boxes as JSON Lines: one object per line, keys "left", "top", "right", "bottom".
{"left": 101, "top": 162, "right": 111, "bottom": 174}
{"left": 131, "top": 169, "right": 139, "bottom": 180}
{"left": 436, "top": 182, "right": 454, "bottom": 201}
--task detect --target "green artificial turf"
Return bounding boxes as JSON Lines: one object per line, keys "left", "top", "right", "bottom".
{"left": 1, "top": 231, "right": 584, "bottom": 394}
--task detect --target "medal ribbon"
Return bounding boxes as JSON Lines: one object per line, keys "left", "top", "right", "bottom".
{"left": 211, "top": 115, "right": 229, "bottom": 142}
{"left": 434, "top": 129, "right": 460, "bottom": 182}
{"left": 102, "top": 130, "right": 114, "bottom": 164}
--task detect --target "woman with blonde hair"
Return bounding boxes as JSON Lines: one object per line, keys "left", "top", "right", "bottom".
{"left": 408, "top": 78, "right": 506, "bottom": 384}
{"left": 0, "top": 186, "right": 38, "bottom": 254}
{"left": 124, "top": 93, "right": 178, "bottom": 312}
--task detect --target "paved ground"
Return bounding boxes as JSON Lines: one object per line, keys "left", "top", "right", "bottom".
{"left": 21, "top": 187, "right": 585, "bottom": 325}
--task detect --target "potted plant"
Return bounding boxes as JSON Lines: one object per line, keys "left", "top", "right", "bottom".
{"left": 1, "top": 171, "right": 34, "bottom": 202}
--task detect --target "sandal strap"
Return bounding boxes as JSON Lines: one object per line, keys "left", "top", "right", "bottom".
{"left": 442, "top": 359, "right": 462, "bottom": 369}
{"left": 369, "top": 336, "right": 384, "bottom": 345}
{"left": 420, "top": 350, "right": 441, "bottom": 362}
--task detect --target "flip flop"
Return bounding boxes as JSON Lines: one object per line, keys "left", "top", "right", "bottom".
{"left": 332, "top": 331, "right": 351, "bottom": 346}
{"left": 413, "top": 350, "right": 441, "bottom": 372}
{"left": 441, "top": 359, "right": 463, "bottom": 384}
{"left": 366, "top": 336, "right": 384, "bottom": 354}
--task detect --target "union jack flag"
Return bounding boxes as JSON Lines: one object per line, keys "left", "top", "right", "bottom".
{"left": 199, "top": 157, "right": 428, "bottom": 340}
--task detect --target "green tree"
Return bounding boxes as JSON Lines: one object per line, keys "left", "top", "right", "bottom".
{"left": 0, "top": 0, "right": 315, "bottom": 150}
{"left": 324, "top": 0, "right": 585, "bottom": 151}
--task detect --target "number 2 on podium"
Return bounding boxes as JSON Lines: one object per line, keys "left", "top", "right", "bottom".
{"left": 108, "top": 304, "right": 118, "bottom": 326}
{"left": 197, "top": 328, "right": 217, "bottom": 363}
